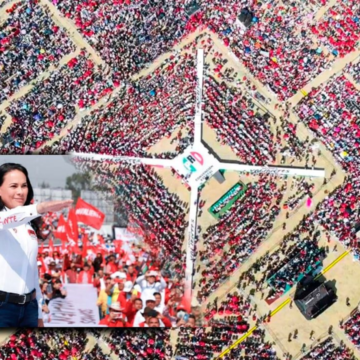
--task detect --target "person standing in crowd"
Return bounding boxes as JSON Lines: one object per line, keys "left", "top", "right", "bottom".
{"left": 98, "top": 302, "right": 129, "bottom": 327}
{"left": 65, "top": 262, "right": 78, "bottom": 283}
{"left": 77, "top": 263, "right": 93, "bottom": 284}
{"left": 0, "top": 163, "right": 73, "bottom": 327}
{"left": 136, "top": 270, "right": 167, "bottom": 304}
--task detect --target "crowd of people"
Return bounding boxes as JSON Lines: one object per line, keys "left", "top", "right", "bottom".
{"left": 0, "top": 0, "right": 350, "bottom": 155}
{"left": 54, "top": 0, "right": 201, "bottom": 79}
{"left": 204, "top": 75, "right": 276, "bottom": 165}
{"left": 196, "top": 175, "right": 286, "bottom": 302}
{"left": 266, "top": 236, "right": 325, "bottom": 300}
{"left": 0, "top": 328, "right": 173, "bottom": 360}
{"left": 346, "top": 60, "right": 360, "bottom": 84}
{"left": 235, "top": 215, "right": 327, "bottom": 304}
{"left": 0, "top": 0, "right": 356, "bottom": 157}
{"left": 295, "top": 74, "right": 360, "bottom": 258}
{"left": 206, "top": 0, "right": 333, "bottom": 100}
{"left": 0, "top": 0, "right": 75, "bottom": 103}
{"left": 39, "top": 45, "right": 198, "bottom": 157}
{"left": 82, "top": 344, "right": 110, "bottom": 360}
{"left": 311, "top": 1, "right": 360, "bottom": 58}
{"left": 204, "top": 291, "right": 251, "bottom": 331}
{"left": 0, "top": 328, "right": 89, "bottom": 360}
{"left": 175, "top": 327, "right": 279, "bottom": 360}
{"left": 342, "top": 309, "right": 360, "bottom": 349}
{"left": 3, "top": 51, "right": 117, "bottom": 152}
{"left": 300, "top": 337, "right": 356, "bottom": 360}
{"left": 100, "top": 329, "right": 173, "bottom": 359}
{"left": 37, "top": 227, "right": 198, "bottom": 328}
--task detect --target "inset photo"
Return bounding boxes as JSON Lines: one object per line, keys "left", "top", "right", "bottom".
{"left": 0, "top": 155, "right": 191, "bottom": 328}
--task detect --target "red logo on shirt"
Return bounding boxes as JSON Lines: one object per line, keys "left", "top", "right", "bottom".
{"left": 28, "top": 229, "right": 37, "bottom": 239}
{"left": 1, "top": 215, "right": 16, "bottom": 225}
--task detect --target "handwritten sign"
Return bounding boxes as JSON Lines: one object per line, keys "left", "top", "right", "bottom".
{"left": 46, "top": 284, "right": 100, "bottom": 327}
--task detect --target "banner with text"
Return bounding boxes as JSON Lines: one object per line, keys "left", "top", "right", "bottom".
{"left": 46, "top": 284, "right": 100, "bottom": 327}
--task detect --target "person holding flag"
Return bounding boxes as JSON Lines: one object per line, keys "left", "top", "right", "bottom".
{"left": 0, "top": 163, "right": 73, "bottom": 327}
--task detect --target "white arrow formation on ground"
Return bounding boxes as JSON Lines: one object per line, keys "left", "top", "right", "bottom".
{"left": 69, "top": 49, "right": 326, "bottom": 306}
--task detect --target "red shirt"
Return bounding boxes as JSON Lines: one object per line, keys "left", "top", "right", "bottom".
{"left": 99, "top": 315, "right": 129, "bottom": 327}
{"left": 77, "top": 270, "right": 92, "bottom": 284}
{"left": 126, "top": 271, "right": 137, "bottom": 283}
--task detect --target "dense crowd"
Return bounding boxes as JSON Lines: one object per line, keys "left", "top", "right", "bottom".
{"left": 0, "top": 0, "right": 356, "bottom": 157}
{"left": 175, "top": 327, "right": 279, "bottom": 360}
{"left": 100, "top": 329, "right": 173, "bottom": 359}
{"left": 54, "top": 0, "right": 201, "bottom": 79}
{"left": 346, "top": 61, "right": 360, "bottom": 84}
{"left": 0, "top": 0, "right": 75, "bottom": 103}
{"left": 39, "top": 45, "right": 198, "bottom": 156}
{"left": 38, "top": 229, "right": 197, "bottom": 328}
{"left": 295, "top": 74, "right": 360, "bottom": 258}
{"left": 196, "top": 175, "right": 286, "bottom": 302}
{"left": 204, "top": 291, "right": 251, "bottom": 331}
{"left": 342, "top": 309, "right": 360, "bottom": 349}
{"left": 0, "top": 329, "right": 89, "bottom": 360}
{"left": 299, "top": 337, "right": 356, "bottom": 360}
{"left": 311, "top": 1, "right": 360, "bottom": 58}
{"left": 3, "top": 51, "right": 116, "bottom": 152}
{"left": 206, "top": 0, "right": 333, "bottom": 100}
{"left": 221, "top": 329, "right": 279, "bottom": 360}
{"left": 82, "top": 344, "right": 111, "bottom": 360}
{"left": 0, "top": 328, "right": 173, "bottom": 360}
{"left": 204, "top": 75, "right": 276, "bottom": 165}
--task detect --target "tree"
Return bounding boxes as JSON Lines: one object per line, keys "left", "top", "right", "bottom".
{"left": 39, "top": 181, "right": 50, "bottom": 189}
{"left": 65, "top": 172, "right": 92, "bottom": 202}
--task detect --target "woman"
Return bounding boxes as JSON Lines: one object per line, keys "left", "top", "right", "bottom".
{"left": 0, "top": 163, "right": 73, "bottom": 327}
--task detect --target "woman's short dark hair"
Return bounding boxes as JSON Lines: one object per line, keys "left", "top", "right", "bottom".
{"left": 0, "top": 163, "right": 44, "bottom": 240}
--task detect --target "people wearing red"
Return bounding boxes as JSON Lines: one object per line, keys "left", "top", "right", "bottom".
{"left": 77, "top": 263, "right": 93, "bottom": 284}
{"left": 98, "top": 302, "right": 129, "bottom": 327}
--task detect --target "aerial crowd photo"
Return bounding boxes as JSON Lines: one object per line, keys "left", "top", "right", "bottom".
{"left": 0, "top": 0, "right": 360, "bottom": 359}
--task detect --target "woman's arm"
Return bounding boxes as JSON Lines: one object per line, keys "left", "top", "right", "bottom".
{"left": 0, "top": 204, "right": 40, "bottom": 230}
{"left": 0, "top": 200, "right": 73, "bottom": 231}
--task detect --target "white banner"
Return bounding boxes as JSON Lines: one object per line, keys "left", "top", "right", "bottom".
{"left": 45, "top": 284, "right": 100, "bottom": 327}
{"left": 114, "top": 227, "right": 139, "bottom": 242}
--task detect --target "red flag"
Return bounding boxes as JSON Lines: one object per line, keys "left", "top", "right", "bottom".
{"left": 65, "top": 219, "right": 77, "bottom": 249}
{"left": 39, "top": 242, "right": 44, "bottom": 254}
{"left": 82, "top": 233, "right": 88, "bottom": 258}
{"left": 48, "top": 237, "right": 54, "bottom": 257}
{"left": 53, "top": 214, "right": 67, "bottom": 242}
{"left": 75, "top": 198, "right": 105, "bottom": 230}
{"left": 67, "top": 208, "right": 79, "bottom": 243}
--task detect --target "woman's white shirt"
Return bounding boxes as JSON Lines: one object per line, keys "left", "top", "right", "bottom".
{"left": 0, "top": 204, "right": 43, "bottom": 319}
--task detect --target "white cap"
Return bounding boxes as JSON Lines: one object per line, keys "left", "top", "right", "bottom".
{"left": 123, "top": 281, "right": 133, "bottom": 292}
{"left": 146, "top": 270, "right": 158, "bottom": 277}
{"left": 110, "top": 271, "right": 127, "bottom": 280}
{"left": 37, "top": 261, "right": 42, "bottom": 266}
{"left": 146, "top": 295, "right": 156, "bottom": 302}
{"left": 109, "top": 302, "right": 123, "bottom": 311}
